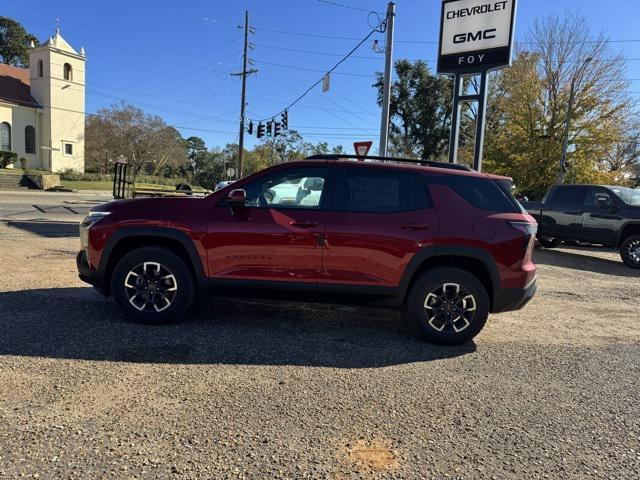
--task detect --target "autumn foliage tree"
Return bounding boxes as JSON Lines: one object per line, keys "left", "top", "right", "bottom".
{"left": 484, "top": 11, "right": 637, "bottom": 197}
{"left": 85, "top": 102, "right": 189, "bottom": 175}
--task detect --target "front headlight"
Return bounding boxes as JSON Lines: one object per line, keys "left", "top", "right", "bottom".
{"left": 80, "top": 211, "right": 110, "bottom": 248}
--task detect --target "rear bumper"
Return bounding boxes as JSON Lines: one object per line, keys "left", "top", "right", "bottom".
{"left": 77, "top": 250, "right": 107, "bottom": 291}
{"left": 492, "top": 275, "right": 537, "bottom": 313}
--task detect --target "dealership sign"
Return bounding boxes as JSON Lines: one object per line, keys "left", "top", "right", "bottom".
{"left": 438, "top": 0, "right": 517, "bottom": 74}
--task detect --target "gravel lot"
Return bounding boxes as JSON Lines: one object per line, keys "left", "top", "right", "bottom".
{"left": 1, "top": 191, "right": 639, "bottom": 479}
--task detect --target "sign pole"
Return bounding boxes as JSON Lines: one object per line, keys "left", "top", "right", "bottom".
{"left": 473, "top": 69, "right": 489, "bottom": 172}
{"left": 448, "top": 75, "right": 463, "bottom": 164}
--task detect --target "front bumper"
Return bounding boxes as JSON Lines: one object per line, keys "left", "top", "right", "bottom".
{"left": 492, "top": 276, "right": 537, "bottom": 313}
{"left": 77, "top": 250, "right": 107, "bottom": 292}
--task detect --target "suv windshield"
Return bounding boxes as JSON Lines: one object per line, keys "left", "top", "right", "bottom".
{"left": 609, "top": 187, "right": 640, "bottom": 206}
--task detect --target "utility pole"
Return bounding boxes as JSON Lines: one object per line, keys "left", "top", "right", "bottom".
{"left": 232, "top": 10, "right": 257, "bottom": 179}
{"left": 378, "top": 2, "right": 395, "bottom": 158}
{"left": 558, "top": 57, "right": 592, "bottom": 184}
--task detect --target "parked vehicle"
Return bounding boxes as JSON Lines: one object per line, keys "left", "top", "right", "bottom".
{"left": 77, "top": 155, "right": 538, "bottom": 345}
{"left": 214, "top": 180, "right": 234, "bottom": 191}
{"left": 524, "top": 184, "right": 640, "bottom": 268}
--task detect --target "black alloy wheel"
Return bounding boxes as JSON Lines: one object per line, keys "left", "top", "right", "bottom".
{"left": 621, "top": 235, "right": 640, "bottom": 269}
{"left": 404, "top": 267, "right": 489, "bottom": 345}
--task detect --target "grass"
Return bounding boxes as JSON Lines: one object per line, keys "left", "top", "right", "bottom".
{"left": 62, "top": 180, "right": 113, "bottom": 191}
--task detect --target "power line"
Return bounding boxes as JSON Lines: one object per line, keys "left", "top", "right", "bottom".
{"left": 254, "top": 60, "right": 374, "bottom": 78}
{"left": 317, "top": 0, "right": 383, "bottom": 15}
{"left": 253, "top": 21, "right": 385, "bottom": 122}
{"left": 0, "top": 96, "right": 239, "bottom": 136}
{"left": 253, "top": 42, "right": 382, "bottom": 60}
{"left": 241, "top": 23, "right": 640, "bottom": 46}
{"left": 248, "top": 96, "right": 379, "bottom": 116}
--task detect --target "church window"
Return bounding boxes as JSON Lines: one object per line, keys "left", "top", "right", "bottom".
{"left": 63, "top": 63, "right": 72, "bottom": 81}
{"left": 38, "top": 60, "right": 44, "bottom": 77}
{"left": 64, "top": 142, "right": 73, "bottom": 156}
{"left": 25, "top": 126, "right": 36, "bottom": 154}
{"left": 0, "top": 122, "right": 11, "bottom": 151}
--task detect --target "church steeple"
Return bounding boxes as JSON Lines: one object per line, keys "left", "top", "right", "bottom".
{"left": 28, "top": 21, "right": 86, "bottom": 172}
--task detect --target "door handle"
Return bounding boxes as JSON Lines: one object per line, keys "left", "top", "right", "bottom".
{"left": 400, "top": 223, "right": 430, "bottom": 231}
{"left": 290, "top": 221, "right": 318, "bottom": 228}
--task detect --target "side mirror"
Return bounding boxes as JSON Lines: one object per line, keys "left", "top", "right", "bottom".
{"left": 227, "top": 189, "right": 246, "bottom": 208}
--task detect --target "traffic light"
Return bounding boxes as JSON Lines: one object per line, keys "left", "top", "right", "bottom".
{"left": 281, "top": 110, "right": 288, "bottom": 130}
{"left": 256, "top": 122, "right": 265, "bottom": 138}
{"left": 247, "top": 120, "right": 253, "bottom": 135}
{"left": 266, "top": 120, "right": 273, "bottom": 137}
{"left": 273, "top": 121, "right": 281, "bottom": 137}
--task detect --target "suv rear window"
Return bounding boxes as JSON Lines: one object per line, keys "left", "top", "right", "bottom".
{"left": 337, "top": 168, "right": 432, "bottom": 213}
{"left": 432, "top": 175, "right": 521, "bottom": 213}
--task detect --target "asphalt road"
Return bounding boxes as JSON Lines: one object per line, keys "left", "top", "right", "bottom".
{"left": 0, "top": 191, "right": 639, "bottom": 479}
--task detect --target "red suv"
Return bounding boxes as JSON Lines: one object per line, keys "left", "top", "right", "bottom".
{"left": 77, "top": 155, "right": 537, "bottom": 345}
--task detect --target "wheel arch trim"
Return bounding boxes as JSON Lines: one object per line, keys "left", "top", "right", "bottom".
{"left": 99, "top": 227, "right": 206, "bottom": 286}
{"left": 618, "top": 222, "right": 640, "bottom": 247}
{"left": 399, "top": 245, "right": 500, "bottom": 303}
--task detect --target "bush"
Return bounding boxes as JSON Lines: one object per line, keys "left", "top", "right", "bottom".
{"left": 0, "top": 151, "right": 17, "bottom": 169}
{"left": 59, "top": 167, "right": 196, "bottom": 188}
{"left": 59, "top": 169, "right": 111, "bottom": 182}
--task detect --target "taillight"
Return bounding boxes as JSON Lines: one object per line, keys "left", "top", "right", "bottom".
{"left": 509, "top": 222, "right": 537, "bottom": 236}
{"left": 509, "top": 221, "right": 537, "bottom": 252}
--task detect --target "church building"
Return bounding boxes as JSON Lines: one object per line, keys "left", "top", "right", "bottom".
{"left": 0, "top": 27, "right": 85, "bottom": 172}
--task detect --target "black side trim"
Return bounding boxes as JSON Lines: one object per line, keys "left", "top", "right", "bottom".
{"left": 204, "top": 278, "right": 401, "bottom": 307}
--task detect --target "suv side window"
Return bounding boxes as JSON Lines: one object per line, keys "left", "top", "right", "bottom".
{"left": 585, "top": 187, "right": 614, "bottom": 210}
{"left": 432, "top": 175, "right": 520, "bottom": 213}
{"left": 242, "top": 167, "right": 329, "bottom": 209}
{"left": 548, "top": 186, "right": 587, "bottom": 209}
{"left": 337, "top": 168, "right": 432, "bottom": 213}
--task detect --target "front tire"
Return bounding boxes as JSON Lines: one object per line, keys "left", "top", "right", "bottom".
{"left": 404, "top": 268, "right": 489, "bottom": 345}
{"left": 620, "top": 235, "right": 640, "bottom": 269}
{"left": 110, "top": 247, "right": 195, "bottom": 324}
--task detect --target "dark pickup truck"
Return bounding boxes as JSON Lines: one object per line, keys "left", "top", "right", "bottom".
{"left": 522, "top": 184, "right": 640, "bottom": 268}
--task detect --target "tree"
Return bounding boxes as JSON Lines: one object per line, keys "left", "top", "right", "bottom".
{"left": 374, "top": 59, "right": 452, "bottom": 159}
{"left": 253, "top": 130, "right": 308, "bottom": 169}
{"left": 0, "top": 17, "right": 38, "bottom": 67}
{"left": 85, "top": 102, "right": 189, "bottom": 174}
{"left": 484, "top": 11, "right": 636, "bottom": 197}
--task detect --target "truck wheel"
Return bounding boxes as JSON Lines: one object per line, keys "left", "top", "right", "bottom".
{"left": 404, "top": 268, "right": 489, "bottom": 345}
{"left": 110, "top": 247, "right": 195, "bottom": 324}
{"left": 620, "top": 235, "right": 640, "bottom": 268}
{"left": 539, "top": 237, "right": 562, "bottom": 248}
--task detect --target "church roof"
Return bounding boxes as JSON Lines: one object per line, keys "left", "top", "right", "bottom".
{"left": 39, "top": 30, "right": 79, "bottom": 55}
{"left": 0, "top": 63, "right": 41, "bottom": 108}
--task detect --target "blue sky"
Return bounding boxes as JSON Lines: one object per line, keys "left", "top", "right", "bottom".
{"left": 4, "top": 0, "right": 640, "bottom": 152}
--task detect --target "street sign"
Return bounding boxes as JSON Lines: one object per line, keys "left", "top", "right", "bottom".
{"left": 437, "top": 0, "right": 517, "bottom": 74}
{"left": 226, "top": 167, "right": 236, "bottom": 178}
{"left": 353, "top": 141, "right": 373, "bottom": 161}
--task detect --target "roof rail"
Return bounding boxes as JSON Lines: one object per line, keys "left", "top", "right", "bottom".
{"left": 305, "top": 154, "right": 473, "bottom": 172}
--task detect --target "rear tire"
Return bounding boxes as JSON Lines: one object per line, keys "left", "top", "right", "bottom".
{"left": 539, "top": 237, "right": 562, "bottom": 248}
{"left": 110, "top": 246, "right": 195, "bottom": 324}
{"left": 620, "top": 235, "right": 640, "bottom": 269}
{"left": 403, "top": 268, "right": 489, "bottom": 345}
